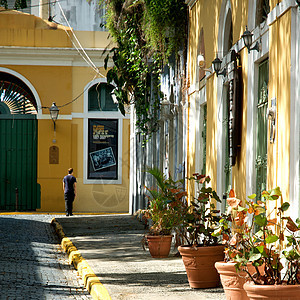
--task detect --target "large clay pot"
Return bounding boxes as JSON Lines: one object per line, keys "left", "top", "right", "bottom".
{"left": 243, "top": 282, "right": 300, "bottom": 299}
{"left": 215, "top": 261, "right": 249, "bottom": 300}
{"left": 146, "top": 235, "right": 172, "bottom": 258}
{"left": 178, "top": 245, "right": 224, "bottom": 288}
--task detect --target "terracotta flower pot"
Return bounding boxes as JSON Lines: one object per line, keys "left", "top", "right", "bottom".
{"left": 178, "top": 245, "right": 224, "bottom": 288}
{"left": 146, "top": 235, "right": 172, "bottom": 258}
{"left": 243, "top": 282, "right": 300, "bottom": 299}
{"left": 215, "top": 261, "right": 249, "bottom": 300}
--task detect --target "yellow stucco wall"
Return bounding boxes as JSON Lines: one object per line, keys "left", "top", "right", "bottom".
{"left": 3, "top": 65, "right": 73, "bottom": 114}
{"left": 268, "top": 9, "right": 291, "bottom": 203}
{"left": 0, "top": 9, "right": 72, "bottom": 47}
{"left": 0, "top": 10, "right": 130, "bottom": 213}
{"left": 187, "top": 0, "right": 249, "bottom": 195}
{"left": 205, "top": 78, "right": 218, "bottom": 192}
{"left": 74, "top": 119, "right": 130, "bottom": 213}
{"left": 188, "top": 0, "right": 248, "bottom": 86}
{"left": 187, "top": 0, "right": 292, "bottom": 202}
{"left": 38, "top": 119, "right": 73, "bottom": 211}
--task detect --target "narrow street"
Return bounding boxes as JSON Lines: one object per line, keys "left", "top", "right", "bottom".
{"left": 0, "top": 214, "right": 91, "bottom": 299}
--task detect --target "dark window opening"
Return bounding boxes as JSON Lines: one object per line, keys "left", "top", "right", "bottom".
{"left": 88, "top": 83, "right": 118, "bottom": 112}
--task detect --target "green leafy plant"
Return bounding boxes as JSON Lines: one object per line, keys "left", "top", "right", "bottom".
{"left": 212, "top": 189, "right": 245, "bottom": 262}
{"left": 136, "top": 167, "right": 187, "bottom": 236}
{"left": 181, "top": 173, "right": 222, "bottom": 247}
{"left": 101, "top": 0, "right": 187, "bottom": 138}
{"left": 216, "top": 187, "right": 300, "bottom": 285}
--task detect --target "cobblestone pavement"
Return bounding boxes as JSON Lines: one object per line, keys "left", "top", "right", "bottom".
{"left": 0, "top": 214, "right": 91, "bottom": 300}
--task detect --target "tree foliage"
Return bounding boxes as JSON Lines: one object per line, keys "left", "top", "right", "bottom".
{"left": 102, "top": 0, "right": 187, "bottom": 137}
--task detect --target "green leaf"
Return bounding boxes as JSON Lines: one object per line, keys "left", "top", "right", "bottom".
{"left": 256, "top": 245, "right": 264, "bottom": 253}
{"left": 237, "top": 206, "right": 247, "bottom": 212}
{"left": 270, "top": 186, "right": 282, "bottom": 198}
{"left": 249, "top": 253, "right": 261, "bottom": 262}
{"left": 106, "top": 69, "right": 115, "bottom": 84}
{"left": 265, "top": 234, "right": 279, "bottom": 244}
{"left": 248, "top": 194, "right": 256, "bottom": 199}
{"left": 212, "top": 191, "right": 221, "bottom": 202}
{"left": 118, "top": 102, "right": 126, "bottom": 116}
{"left": 104, "top": 54, "right": 109, "bottom": 70}
{"left": 280, "top": 202, "right": 290, "bottom": 212}
{"left": 255, "top": 214, "right": 267, "bottom": 227}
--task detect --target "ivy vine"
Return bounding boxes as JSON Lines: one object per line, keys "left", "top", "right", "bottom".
{"left": 102, "top": 0, "right": 187, "bottom": 137}
{"left": 0, "top": 0, "right": 27, "bottom": 9}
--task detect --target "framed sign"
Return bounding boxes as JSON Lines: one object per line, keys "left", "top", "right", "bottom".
{"left": 88, "top": 119, "right": 118, "bottom": 180}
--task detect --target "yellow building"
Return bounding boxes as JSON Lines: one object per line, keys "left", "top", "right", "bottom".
{"left": 0, "top": 8, "right": 130, "bottom": 213}
{"left": 185, "top": 0, "right": 300, "bottom": 217}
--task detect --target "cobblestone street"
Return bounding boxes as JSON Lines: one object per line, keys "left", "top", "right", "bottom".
{"left": 0, "top": 214, "right": 91, "bottom": 300}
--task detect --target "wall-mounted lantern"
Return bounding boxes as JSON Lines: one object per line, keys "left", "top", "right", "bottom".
{"left": 49, "top": 102, "right": 59, "bottom": 132}
{"left": 198, "top": 54, "right": 213, "bottom": 74}
{"left": 212, "top": 56, "right": 226, "bottom": 77}
{"left": 242, "top": 26, "right": 259, "bottom": 53}
{"left": 160, "top": 97, "right": 172, "bottom": 119}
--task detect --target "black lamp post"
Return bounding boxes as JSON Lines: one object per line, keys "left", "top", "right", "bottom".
{"left": 49, "top": 102, "right": 59, "bottom": 131}
{"left": 242, "top": 26, "right": 259, "bottom": 53}
{"left": 212, "top": 56, "right": 226, "bottom": 77}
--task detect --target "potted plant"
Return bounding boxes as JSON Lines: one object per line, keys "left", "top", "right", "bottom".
{"left": 213, "top": 189, "right": 257, "bottom": 300}
{"left": 221, "top": 187, "right": 300, "bottom": 299}
{"left": 178, "top": 174, "right": 224, "bottom": 288}
{"left": 136, "top": 167, "right": 187, "bottom": 258}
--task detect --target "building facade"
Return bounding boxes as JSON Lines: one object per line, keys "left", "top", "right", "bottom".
{"left": 0, "top": 7, "right": 130, "bottom": 213}
{"left": 185, "top": 0, "right": 300, "bottom": 217}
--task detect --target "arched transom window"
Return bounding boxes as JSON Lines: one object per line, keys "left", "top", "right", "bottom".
{"left": 88, "top": 83, "right": 118, "bottom": 112}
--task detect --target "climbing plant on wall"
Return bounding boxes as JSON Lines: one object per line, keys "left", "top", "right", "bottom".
{"left": 0, "top": 0, "right": 27, "bottom": 9}
{"left": 102, "top": 0, "right": 187, "bottom": 138}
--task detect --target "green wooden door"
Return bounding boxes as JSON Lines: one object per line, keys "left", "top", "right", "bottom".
{"left": 255, "top": 60, "right": 269, "bottom": 197}
{"left": 0, "top": 115, "right": 40, "bottom": 211}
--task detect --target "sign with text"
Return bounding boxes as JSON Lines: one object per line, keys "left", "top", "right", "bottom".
{"left": 88, "top": 119, "right": 118, "bottom": 180}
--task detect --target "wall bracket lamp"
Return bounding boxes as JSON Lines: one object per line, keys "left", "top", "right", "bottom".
{"left": 198, "top": 54, "right": 213, "bottom": 74}
{"left": 242, "top": 26, "right": 259, "bottom": 53}
{"left": 212, "top": 56, "right": 226, "bottom": 77}
{"left": 49, "top": 102, "right": 59, "bottom": 132}
{"left": 161, "top": 97, "right": 172, "bottom": 119}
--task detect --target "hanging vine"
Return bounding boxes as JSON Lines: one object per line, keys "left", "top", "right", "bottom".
{"left": 102, "top": 0, "right": 187, "bottom": 137}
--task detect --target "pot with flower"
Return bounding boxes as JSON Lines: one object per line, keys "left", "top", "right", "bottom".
{"left": 136, "top": 167, "right": 187, "bottom": 258}
{"left": 178, "top": 174, "right": 224, "bottom": 288}
{"left": 223, "top": 187, "right": 300, "bottom": 299}
{"left": 213, "top": 189, "right": 262, "bottom": 300}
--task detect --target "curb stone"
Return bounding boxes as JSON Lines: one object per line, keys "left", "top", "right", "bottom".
{"left": 51, "top": 218, "right": 111, "bottom": 300}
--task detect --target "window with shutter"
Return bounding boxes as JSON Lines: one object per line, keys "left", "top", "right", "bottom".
{"left": 255, "top": 60, "right": 269, "bottom": 197}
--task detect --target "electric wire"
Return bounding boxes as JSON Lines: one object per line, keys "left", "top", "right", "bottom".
{"left": 40, "top": 73, "right": 98, "bottom": 110}
{"left": 2, "top": 0, "right": 108, "bottom": 111}
{"left": 57, "top": 0, "right": 105, "bottom": 78}
{"left": 0, "top": 0, "right": 64, "bottom": 12}
{"left": 40, "top": 0, "right": 107, "bottom": 110}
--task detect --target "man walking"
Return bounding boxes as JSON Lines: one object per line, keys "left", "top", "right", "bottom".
{"left": 63, "top": 168, "right": 77, "bottom": 216}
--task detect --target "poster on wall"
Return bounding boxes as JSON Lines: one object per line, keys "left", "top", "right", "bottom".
{"left": 88, "top": 119, "right": 118, "bottom": 180}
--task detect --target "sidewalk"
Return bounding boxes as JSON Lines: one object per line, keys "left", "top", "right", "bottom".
{"left": 52, "top": 214, "right": 226, "bottom": 300}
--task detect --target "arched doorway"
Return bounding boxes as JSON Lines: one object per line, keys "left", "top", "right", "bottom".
{"left": 0, "top": 72, "right": 40, "bottom": 211}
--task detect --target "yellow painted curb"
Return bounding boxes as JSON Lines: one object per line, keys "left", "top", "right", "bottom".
{"left": 51, "top": 218, "right": 111, "bottom": 300}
